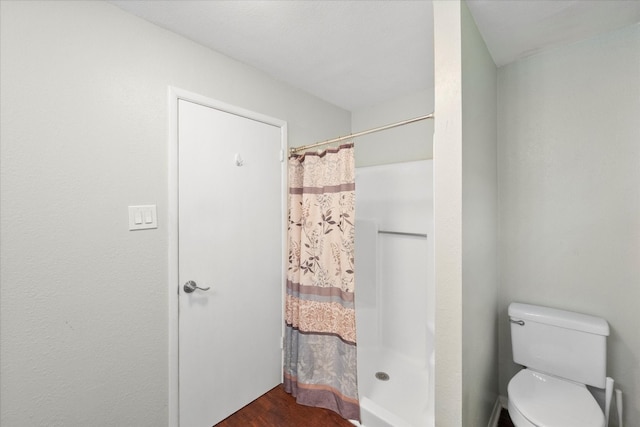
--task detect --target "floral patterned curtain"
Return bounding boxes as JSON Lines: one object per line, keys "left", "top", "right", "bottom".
{"left": 284, "top": 143, "right": 359, "bottom": 421}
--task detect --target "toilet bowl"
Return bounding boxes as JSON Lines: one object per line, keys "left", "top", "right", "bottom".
{"left": 508, "top": 369, "right": 604, "bottom": 427}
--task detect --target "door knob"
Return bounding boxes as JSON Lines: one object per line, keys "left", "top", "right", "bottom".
{"left": 183, "top": 280, "right": 211, "bottom": 293}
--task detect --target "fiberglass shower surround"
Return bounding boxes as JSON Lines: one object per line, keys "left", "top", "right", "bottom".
{"left": 354, "top": 160, "right": 434, "bottom": 427}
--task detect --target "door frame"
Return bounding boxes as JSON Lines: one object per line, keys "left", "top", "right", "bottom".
{"left": 167, "top": 87, "right": 288, "bottom": 427}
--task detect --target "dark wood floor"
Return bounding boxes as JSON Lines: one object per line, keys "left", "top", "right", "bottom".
{"left": 214, "top": 384, "right": 355, "bottom": 426}
{"left": 214, "top": 384, "right": 516, "bottom": 427}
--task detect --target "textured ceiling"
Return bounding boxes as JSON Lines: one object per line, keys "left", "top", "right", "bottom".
{"left": 109, "top": 0, "right": 640, "bottom": 111}
{"left": 109, "top": 0, "right": 433, "bottom": 111}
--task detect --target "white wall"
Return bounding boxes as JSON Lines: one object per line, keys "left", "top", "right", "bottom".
{"left": 497, "top": 23, "right": 640, "bottom": 427}
{"left": 460, "top": 2, "right": 499, "bottom": 426}
{"left": 433, "top": 1, "right": 498, "bottom": 426}
{"left": 351, "top": 89, "right": 434, "bottom": 167}
{"left": 433, "top": 1, "right": 464, "bottom": 424}
{"left": 0, "top": 2, "right": 350, "bottom": 426}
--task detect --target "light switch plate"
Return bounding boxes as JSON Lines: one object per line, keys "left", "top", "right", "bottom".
{"left": 128, "top": 205, "right": 157, "bottom": 230}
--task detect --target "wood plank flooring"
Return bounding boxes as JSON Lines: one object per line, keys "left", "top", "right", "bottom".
{"left": 214, "top": 384, "right": 355, "bottom": 427}
{"left": 214, "top": 383, "right": 517, "bottom": 427}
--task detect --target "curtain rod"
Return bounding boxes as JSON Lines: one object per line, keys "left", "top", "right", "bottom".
{"left": 289, "top": 113, "right": 434, "bottom": 156}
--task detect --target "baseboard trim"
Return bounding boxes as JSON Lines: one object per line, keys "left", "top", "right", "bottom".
{"left": 488, "top": 395, "right": 508, "bottom": 427}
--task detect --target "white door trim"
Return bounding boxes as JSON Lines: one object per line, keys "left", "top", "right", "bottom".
{"left": 167, "top": 87, "right": 287, "bottom": 427}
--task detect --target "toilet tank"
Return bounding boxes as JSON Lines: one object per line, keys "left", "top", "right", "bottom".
{"left": 509, "top": 303, "right": 609, "bottom": 388}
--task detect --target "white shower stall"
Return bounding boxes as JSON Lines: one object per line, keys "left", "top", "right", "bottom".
{"left": 353, "top": 160, "right": 434, "bottom": 427}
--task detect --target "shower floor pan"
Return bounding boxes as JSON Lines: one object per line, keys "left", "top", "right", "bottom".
{"left": 350, "top": 346, "right": 433, "bottom": 427}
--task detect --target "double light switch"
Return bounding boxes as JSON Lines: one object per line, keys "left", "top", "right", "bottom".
{"left": 128, "top": 205, "right": 157, "bottom": 230}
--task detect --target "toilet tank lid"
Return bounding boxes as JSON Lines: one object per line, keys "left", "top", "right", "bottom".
{"left": 509, "top": 303, "right": 609, "bottom": 336}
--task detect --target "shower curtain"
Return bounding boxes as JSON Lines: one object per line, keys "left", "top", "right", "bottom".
{"left": 284, "top": 143, "right": 360, "bottom": 421}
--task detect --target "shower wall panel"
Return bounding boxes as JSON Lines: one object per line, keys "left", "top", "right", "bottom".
{"left": 355, "top": 160, "right": 434, "bottom": 365}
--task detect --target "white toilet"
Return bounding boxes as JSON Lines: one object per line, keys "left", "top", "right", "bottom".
{"left": 507, "top": 303, "right": 609, "bottom": 427}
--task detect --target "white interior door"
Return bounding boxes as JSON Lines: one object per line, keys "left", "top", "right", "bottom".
{"left": 178, "top": 99, "right": 284, "bottom": 427}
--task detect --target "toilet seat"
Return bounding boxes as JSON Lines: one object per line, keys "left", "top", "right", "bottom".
{"left": 508, "top": 369, "right": 605, "bottom": 427}
{"left": 508, "top": 399, "right": 535, "bottom": 427}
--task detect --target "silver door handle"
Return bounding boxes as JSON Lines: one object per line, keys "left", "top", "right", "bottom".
{"left": 183, "top": 280, "right": 211, "bottom": 293}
